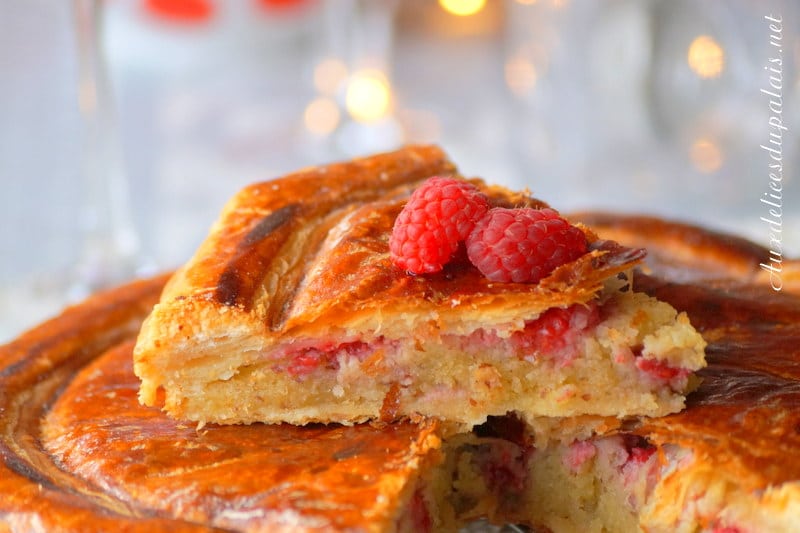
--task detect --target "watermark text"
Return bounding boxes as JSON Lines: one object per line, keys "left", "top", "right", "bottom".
{"left": 759, "top": 14, "right": 787, "bottom": 291}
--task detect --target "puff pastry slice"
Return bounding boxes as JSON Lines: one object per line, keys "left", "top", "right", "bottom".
{"left": 133, "top": 145, "right": 706, "bottom": 430}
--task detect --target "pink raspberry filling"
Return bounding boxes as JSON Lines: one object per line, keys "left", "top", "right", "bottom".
{"left": 635, "top": 357, "right": 690, "bottom": 381}
{"left": 279, "top": 340, "right": 375, "bottom": 378}
{"left": 563, "top": 440, "right": 598, "bottom": 473}
{"left": 633, "top": 352, "right": 692, "bottom": 392}
{"left": 510, "top": 302, "right": 601, "bottom": 366}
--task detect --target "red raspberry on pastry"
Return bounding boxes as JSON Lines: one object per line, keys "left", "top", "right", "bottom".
{"left": 390, "top": 177, "right": 489, "bottom": 274}
{"left": 466, "top": 207, "right": 587, "bottom": 283}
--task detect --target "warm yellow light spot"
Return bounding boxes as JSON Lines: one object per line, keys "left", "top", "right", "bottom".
{"left": 690, "top": 137, "right": 724, "bottom": 173}
{"left": 345, "top": 71, "right": 391, "bottom": 123}
{"left": 313, "top": 58, "right": 348, "bottom": 96}
{"left": 505, "top": 56, "right": 538, "bottom": 96}
{"left": 438, "top": 0, "right": 486, "bottom": 17}
{"left": 304, "top": 97, "right": 340, "bottom": 135}
{"left": 688, "top": 35, "right": 725, "bottom": 79}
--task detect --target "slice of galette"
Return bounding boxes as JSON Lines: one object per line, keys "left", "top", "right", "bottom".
{"left": 133, "top": 145, "right": 706, "bottom": 430}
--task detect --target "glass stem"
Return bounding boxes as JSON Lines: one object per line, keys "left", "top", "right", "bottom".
{"left": 72, "top": 0, "right": 140, "bottom": 295}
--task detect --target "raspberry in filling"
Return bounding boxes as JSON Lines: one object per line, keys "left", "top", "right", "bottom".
{"left": 635, "top": 357, "right": 689, "bottom": 381}
{"left": 618, "top": 435, "right": 659, "bottom": 508}
{"left": 281, "top": 340, "right": 374, "bottom": 378}
{"left": 286, "top": 349, "right": 340, "bottom": 378}
{"left": 510, "top": 301, "right": 601, "bottom": 365}
{"left": 563, "top": 440, "right": 598, "bottom": 474}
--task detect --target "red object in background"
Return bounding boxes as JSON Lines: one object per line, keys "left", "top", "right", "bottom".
{"left": 144, "top": 0, "right": 214, "bottom": 23}
{"left": 256, "top": 0, "right": 308, "bottom": 11}
{"left": 257, "top": 0, "right": 301, "bottom": 7}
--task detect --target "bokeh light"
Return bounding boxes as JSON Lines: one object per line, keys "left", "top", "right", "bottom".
{"left": 438, "top": 0, "right": 486, "bottom": 17}
{"left": 687, "top": 35, "right": 725, "bottom": 79}
{"left": 304, "top": 97, "right": 340, "bottom": 135}
{"left": 345, "top": 71, "right": 392, "bottom": 123}
{"left": 690, "top": 137, "right": 724, "bottom": 174}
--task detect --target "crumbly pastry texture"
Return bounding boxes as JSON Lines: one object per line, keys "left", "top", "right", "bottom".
{"left": 132, "top": 145, "right": 706, "bottom": 430}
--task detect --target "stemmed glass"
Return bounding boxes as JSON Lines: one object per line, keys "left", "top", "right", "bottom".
{"left": 312, "top": 0, "right": 401, "bottom": 157}
{"left": 71, "top": 0, "right": 142, "bottom": 300}
{"left": 0, "top": 1, "right": 142, "bottom": 343}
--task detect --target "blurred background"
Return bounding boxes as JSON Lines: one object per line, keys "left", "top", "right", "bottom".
{"left": 1, "top": 0, "right": 799, "bottom": 342}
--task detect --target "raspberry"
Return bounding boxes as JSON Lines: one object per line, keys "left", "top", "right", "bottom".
{"left": 628, "top": 446, "right": 657, "bottom": 464}
{"left": 286, "top": 349, "right": 339, "bottom": 378}
{"left": 466, "top": 207, "right": 587, "bottom": 283}
{"left": 390, "top": 177, "right": 489, "bottom": 274}
{"left": 285, "top": 340, "right": 370, "bottom": 378}
{"left": 635, "top": 357, "right": 688, "bottom": 381}
{"left": 563, "top": 441, "right": 597, "bottom": 473}
{"left": 510, "top": 302, "right": 600, "bottom": 364}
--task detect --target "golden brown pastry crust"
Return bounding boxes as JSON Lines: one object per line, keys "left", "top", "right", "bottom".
{"left": 0, "top": 275, "right": 212, "bottom": 532}
{"left": 575, "top": 212, "right": 800, "bottom": 291}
